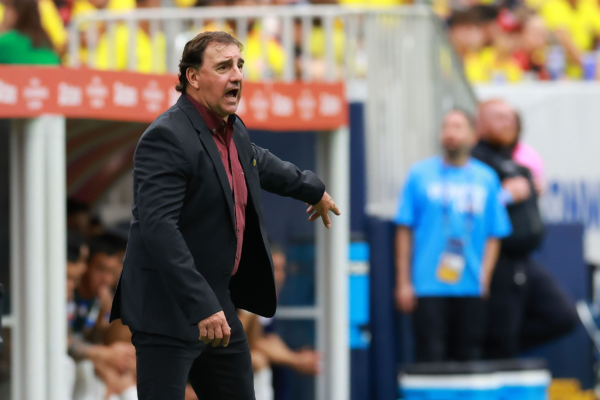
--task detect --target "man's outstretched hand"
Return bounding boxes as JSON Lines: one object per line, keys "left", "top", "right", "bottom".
{"left": 306, "top": 191, "right": 341, "bottom": 229}
{"left": 198, "top": 311, "right": 231, "bottom": 347}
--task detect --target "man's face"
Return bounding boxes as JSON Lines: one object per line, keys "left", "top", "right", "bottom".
{"left": 87, "top": 253, "right": 121, "bottom": 296}
{"left": 480, "top": 101, "right": 518, "bottom": 146}
{"left": 522, "top": 16, "right": 547, "bottom": 54}
{"left": 188, "top": 43, "right": 244, "bottom": 119}
{"left": 450, "top": 24, "right": 485, "bottom": 52}
{"left": 441, "top": 111, "right": 475, "bottom": 156}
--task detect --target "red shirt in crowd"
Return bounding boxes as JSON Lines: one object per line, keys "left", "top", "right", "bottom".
{"left": 186, "top": 94, "right": 248, "bottom": 276}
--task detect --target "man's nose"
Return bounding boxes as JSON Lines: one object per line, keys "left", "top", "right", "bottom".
{"left": 230, "top": 66, "right": 243, "bottom": 82}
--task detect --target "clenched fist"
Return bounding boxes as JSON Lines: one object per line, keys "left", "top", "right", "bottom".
{"left": 198, "top": 311, "right": 231, "bottom": 347}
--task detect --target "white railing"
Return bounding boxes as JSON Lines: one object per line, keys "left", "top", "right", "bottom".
{"left": 69, "top": 5, "right": 381, "bottom": 81}
{"left": 364, "top": 10, "right": 477, "bottom": 219}
{"left": 68, "top": 4, "right": 476, "bottom": 220}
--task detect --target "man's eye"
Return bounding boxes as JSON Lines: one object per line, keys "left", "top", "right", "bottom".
{"left": 238, "top": 64, "right": 244, "bottom": 69}
{"left": 219, "top": 65, "right": 227, "bottom": 71}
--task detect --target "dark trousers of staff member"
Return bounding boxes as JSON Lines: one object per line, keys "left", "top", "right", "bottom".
{"left": 110, "top": 95, "right": 326, "bottom": 399}
{"left": 414, "top": 297, "right": 486, "bottom": 362}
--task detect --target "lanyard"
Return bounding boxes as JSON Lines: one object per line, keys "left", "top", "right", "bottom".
{"left": 440, "top": 161, "right": 475, "bottom": 240}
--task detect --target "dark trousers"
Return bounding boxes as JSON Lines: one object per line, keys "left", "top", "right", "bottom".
{"left": 132, "top": 330, "right": 255, "bottom": 400}
{"left": 484, "top": 254, "right": 579, "bottom": 359}
{"left": 413, "top": 297, "right": 486, "bottom": 362}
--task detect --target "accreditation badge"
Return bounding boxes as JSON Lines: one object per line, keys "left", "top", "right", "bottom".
{"left": 436, "top": 238, "right": 466, "bottom": 284}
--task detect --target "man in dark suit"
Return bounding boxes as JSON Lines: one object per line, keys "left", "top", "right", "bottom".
{"left": 109, "top": 31, "right": 340, "bottom": 399}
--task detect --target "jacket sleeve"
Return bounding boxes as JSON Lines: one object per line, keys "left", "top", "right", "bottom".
{"left": 252, "top": 143, "right": 325, "bottom": 205}
{"left": 135, "top": 126, "right": 222, "bottom": 326}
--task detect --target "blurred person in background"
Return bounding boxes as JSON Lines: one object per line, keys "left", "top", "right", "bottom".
{"left": 68, "top": 198, "right": 93, "bottom": 237}
{"left": 68, "top": 233, "right": 136, "bottom": 399}
{"left": 66, "top": 231, "right": 89, "bottom": 400}
{"left": 513, "top": 14, "right": 552, "bottom": 80}
{"left": 473, "top": 99, "right": 579, "bottom": 359}
{"left": 448, "top": 9, "right": 486, "bottom": 59}
{"left": 91, "top": 0, "right": 166, "bottom": 73}
{"left": 67, "top": 231, "right": 90, "bottom": 302}
{"left": 239, "top": 243, "right": 320, "bottom": 400}
{"left": 74, "top": 233, "right": 127, "bottom": 342}
{"left": 395, "top": 109, "right": 511, "bottom": 362}
{"left": 0, "top": 0, "right": 61, "bottom": 65}
{"left": 465, "top": 8, "right": 525, "bottom": 83}
{"left": 539, "top": 0, "right": 600, "bottom": 79}
{"left": 511, "top": 111, "right": 546, "bottom": 193}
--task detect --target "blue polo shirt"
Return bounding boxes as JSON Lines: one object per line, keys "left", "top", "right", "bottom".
{"left": 394, "top": 156, "right": 511, "bottom": 297}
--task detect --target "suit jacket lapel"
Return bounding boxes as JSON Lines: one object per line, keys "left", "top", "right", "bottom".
{"left": 177, "top": 95, "right": 235, "bottom": 229}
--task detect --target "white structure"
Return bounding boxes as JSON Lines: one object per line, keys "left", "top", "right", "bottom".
{"left": 9, "top": 116, "right": 67, "bottom": 400}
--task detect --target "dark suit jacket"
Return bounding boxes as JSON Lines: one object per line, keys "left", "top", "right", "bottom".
{"left": 110, "top": 95, "right": 325, "bottom": 342}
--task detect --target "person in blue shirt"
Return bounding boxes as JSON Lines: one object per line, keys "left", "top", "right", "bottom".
{"left": 394, "top": 109, "right": 512, "bottom": 362}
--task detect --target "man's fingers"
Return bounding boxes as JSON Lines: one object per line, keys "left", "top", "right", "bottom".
{"left": 331, "top": 204, "right": 341, "bottom": 216}
{"left": 222, "top": 324, "right": 231, "bottom": 347}
{"left": 321, "top": 212, "right": 331, "bottom": 229}
{"left": 308, "top": 212, "right": 319, "bottom": 222}
{"left": 306, "top": 205, "right": 314, "bottom": 214}
{"left": 204, "top": 326, "right": 215, "bottom": 344}
{"left": 212, "top": 325, "right": 223, "bottom": 347}
{"left": 199, "top": 324, "right": 208, "bottom": 341}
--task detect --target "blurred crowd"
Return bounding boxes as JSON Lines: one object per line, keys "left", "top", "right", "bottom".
{"left": 442, "top": 0, "right": 600, "bottom": 82}
{"left": 63, "top": 199, "right": 319, "bottom": 400}
{"left": 2, "top": 0, "right": 600, "bottom": 82}
{"left": 0, "top": 0, "right": 358, "bottom": 80}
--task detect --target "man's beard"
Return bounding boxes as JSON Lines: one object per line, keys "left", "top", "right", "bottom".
{"left": 445, "top": 147, "right": 466, "bottom": 161}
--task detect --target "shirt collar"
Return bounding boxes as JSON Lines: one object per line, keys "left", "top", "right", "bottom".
{"left": 185, "top": 94, "right": 237, "bottom": 133}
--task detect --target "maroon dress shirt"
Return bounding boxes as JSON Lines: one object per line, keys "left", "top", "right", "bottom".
{"left": 186, "top": 94, "right": 247, "bottom": 276}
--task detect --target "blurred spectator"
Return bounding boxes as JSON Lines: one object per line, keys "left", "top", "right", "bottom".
{"left": 448, "top": 9, "right": 486, "bottom": 58}
{"left": 67, "top": 231, "right": 90, "bottom": 301}
{"left": 539, "top": 0, "right": 600, "bottom": 78}
{"left": 91, "top": 0, "right": 166, "bottom": 73}
{"left": 0, "top": 0, "right": 61, "bottom": 65}
{"left": 73, "top": 233, "right": 127, "bottom": 340}
{"left": 512, "top": 14, "right": 551, "bottom": 80}
{"left": 68, "top": 232, "right": 136, "bottom": 399}
{"left": 511, "top": 111, "right": 546, "bottom": 193}
{"left": 239, "top": 244, "right": 320, "bottom": 400}
{"left": 465, "top": 9, "right": 525, "bottom": 83}
{"left": 472, "top": 99, "right": 579, "bottom": 358}
{"left": 394, "top": 109, "right": 511, "bottom": 362}
{"left": 68, "top": 198, "right": 92, "bottom": 236}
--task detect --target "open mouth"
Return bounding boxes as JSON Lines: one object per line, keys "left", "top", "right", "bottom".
{"left": 225, "top": 89, "right": 239, "bottom": 101}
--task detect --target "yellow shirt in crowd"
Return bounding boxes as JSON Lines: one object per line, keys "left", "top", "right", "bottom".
{"left": 540, "top": 0, "right": 600, "bottom": 77}
{"left": 541, "top": 0, "right": 600, "bottom": 52}
{"left": 93, "top": 24, "right": 167, "bottom": 74}
{"left": 465, "top": 47, "right": 523, "bottom": 84}
{"left": 39, "top": 0, "right": 69, "bottom": 53}
{"left": 339, "top": 0, "right": 404, "bottom": 6}
{"left": 72, "top": 0, "right": 136, "bottom": 16}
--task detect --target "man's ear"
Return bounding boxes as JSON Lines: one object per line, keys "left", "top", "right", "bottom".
{"left": 186, "top": 67, "right": 201, "bottom": 91}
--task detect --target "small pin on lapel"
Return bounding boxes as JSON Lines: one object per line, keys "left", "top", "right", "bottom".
{"left": 253, "top": 159, "right": 256, "bottom": 167}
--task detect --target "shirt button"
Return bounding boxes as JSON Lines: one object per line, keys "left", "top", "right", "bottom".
{"left": 212, "top": 128, "right": 216, "bottom": 132}
{"left": 235, "top": 254, "right": 239, "bottom": 259}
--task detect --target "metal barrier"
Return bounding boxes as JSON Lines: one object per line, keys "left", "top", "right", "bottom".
{"left": 364, "top": 10, "right": 477, "bottom": 219}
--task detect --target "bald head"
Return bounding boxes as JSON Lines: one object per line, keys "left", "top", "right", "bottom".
{"left": 477, "top": 99, "right": 519, "bottom": 146}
